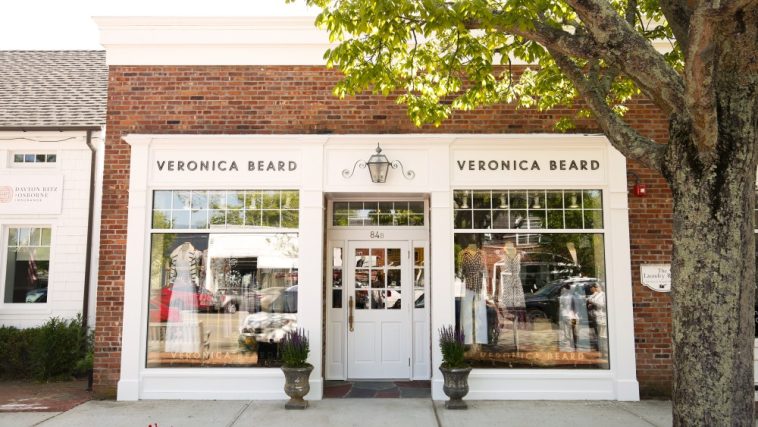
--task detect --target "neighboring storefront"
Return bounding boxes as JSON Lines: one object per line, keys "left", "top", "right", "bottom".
{"left": 94, "top": 17, "right": 675, "bottom": 401}
{"left": 0, "top": 51, "right": 106, "bottom": 329}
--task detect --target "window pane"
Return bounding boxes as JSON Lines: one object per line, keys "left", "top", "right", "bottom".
{"left": 171, "top": 210, "right": 190, "bottom": 229}
{"left": 332, "top": 289, "right": 342, "bottom": 309}
{"left": 261, "top": 191, "right": 280, "bottom": 209}
{"left": 190, "top": 210, "right": 209, "bottom": 229}
{"left": 209, "top": 210, "right": 226, "bottom": 226}
{"left": 46, "top": 154, "right": 57, "bottom": 163}
{"left": 191, "top": 191, "right": 208, "bottom": 210}
{"left": 453, "top": 233, "right": 608, "bottom": 369}
{"left": 208, "top": 191, "right": 226, "bottom": 209}
{"left": 24, "top": 154, "right": 35, "bottom": 162}
{"left": 13, "top": 154, "right": 23, "bottom": 163}
{"left": 227, "top": 192, "right": 244, "bottom": 209}
{"left": 262, "top": 210, "right": 280, "bottom": 228}
{"left": 153, "top": 191, "right": 173, "bottom": 210}
{"left": 281, "top": 210, "right": 299, "bottom": 229}
{"left": 5, "top": 227, "right": 51, "bottom": 303}
{"left": 147, "top": 233, "right": 299, "bottom": 368}
{"left": 36, "top": 154, "right": 46, "bottom": 163}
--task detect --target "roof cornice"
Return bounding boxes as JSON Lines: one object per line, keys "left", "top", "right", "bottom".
{"left": 94, "top": 16, "right": 332, "bottom": 66}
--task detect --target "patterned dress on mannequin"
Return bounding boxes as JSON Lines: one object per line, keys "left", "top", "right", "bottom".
{"left": 459, "top": 246, "right": 488, "bottom": 345}
{"left": 499, "top": 251, "right": 527, "bottom": 327}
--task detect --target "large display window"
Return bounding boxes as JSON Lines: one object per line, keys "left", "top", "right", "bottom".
{"left": 147, "top": 190, "right": 299, "bottom": 368}
{"left": 453, "top": 189, "right": 609, "bottom": 369}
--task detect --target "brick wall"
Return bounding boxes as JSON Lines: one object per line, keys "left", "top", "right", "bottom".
{"left": 627, "top": 160, "right": 674, "bottom": 397}
{"left": 96, "top": 65, "right": 674, "bottom": 398}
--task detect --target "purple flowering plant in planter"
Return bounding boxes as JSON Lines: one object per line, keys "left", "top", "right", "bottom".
{"left": 280, "top": 328, "right": 313, "bottom": 409}
{"left": 438, "top": 325, "right": 471, "bottom": 409}
{"left": 438, "top": 325, "right": 466, "bottom": 368}
{"left": 280, "top": 328, "right": 310, "bottom": 368}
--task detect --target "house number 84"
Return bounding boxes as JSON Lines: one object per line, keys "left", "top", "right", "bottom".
{"left": 370, "top": 231, "right": 385, "bottom": 239}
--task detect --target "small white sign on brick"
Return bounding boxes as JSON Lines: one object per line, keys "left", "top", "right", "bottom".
{"left": 641, "top": 264, "right": 671, "bottom": 293}
{"left": 0, "top": 175, "right": 64, "bottom": 214}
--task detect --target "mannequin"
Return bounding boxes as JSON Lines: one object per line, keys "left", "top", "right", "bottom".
{"left": 458, "top": 244, "right": 488, "bottom": 347}
{"left": 587, "top": 283, "right": 608, "bottom": 357}
{"left": 165, "top": 241, "right": 203, "bottom": 353}
{"left": 558, "top": 282, "right": 591, "bottom": 352}
{"left": 492, "top": 241, "right": 527, "bottom": 348}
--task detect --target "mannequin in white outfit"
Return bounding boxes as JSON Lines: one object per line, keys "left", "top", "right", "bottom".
{"left": 165, "top": 241, "right": 203, "bottom": 353}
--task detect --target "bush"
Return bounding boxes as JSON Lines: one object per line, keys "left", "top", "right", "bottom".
{"left": 0, "top": 315, "right": 90, "bottom": 381}
{"left": 0, "top": 326, "right": 39, "bottom": 379}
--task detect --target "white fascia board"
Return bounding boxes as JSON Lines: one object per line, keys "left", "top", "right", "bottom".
{"left": 94, "top": 16, "right": 332, "bottom": 66}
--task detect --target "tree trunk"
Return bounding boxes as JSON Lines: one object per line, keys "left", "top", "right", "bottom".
{"left": 664, "top": 110, "right": 756, "bottom": 424}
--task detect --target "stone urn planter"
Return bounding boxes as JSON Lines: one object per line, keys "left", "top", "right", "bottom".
{"left": 282, "top": 364, "right": 314, "bottom": 409}
{"left": 439, "top": 365, "right": 472, "bottom": 409}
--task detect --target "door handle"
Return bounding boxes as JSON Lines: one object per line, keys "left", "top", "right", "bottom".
{"left": 349, "top": 295, "right": 354, "bottom": 332}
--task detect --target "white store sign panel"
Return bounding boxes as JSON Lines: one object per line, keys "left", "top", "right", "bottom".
{"left": 150, "top": 150, "right": 302, "bottom": 185}
{"left": 451, "top": 147, "right": 606, "bottom": 185}
{"left": 0, "top": 175, "right": 64, "bottom": 215}
{"left": 640, "top": 264, "right": 671, "bottom": 293}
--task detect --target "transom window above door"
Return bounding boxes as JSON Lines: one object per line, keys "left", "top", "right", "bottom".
{"left": 332, "top": 201, "right": 425, "bottom": 227}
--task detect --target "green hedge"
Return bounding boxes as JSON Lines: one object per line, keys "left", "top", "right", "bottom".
{"left": 0, "top": 315, "right": 91, "bottom": 381}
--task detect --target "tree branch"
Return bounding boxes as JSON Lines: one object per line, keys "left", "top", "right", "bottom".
{"left": 658, "top": 0, "right": 692, "bottom": 51}
{"left": 562, "top": 0, "right": 686, "bottom": 116}
{"left": 684, "top": 6, "right": 718, "bottom": 151}
{"left": 549, "top": 49, "right": 666, "bottom": 172}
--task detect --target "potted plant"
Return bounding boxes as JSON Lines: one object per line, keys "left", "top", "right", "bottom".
{"left": 279, "top": 328, "right": 313, "bottom": 409}
{"left": 438, "top": 325, "right": 472, "bottom": 409}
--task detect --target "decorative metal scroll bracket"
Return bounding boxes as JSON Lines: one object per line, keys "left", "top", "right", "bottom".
{"left": 341, "top": 143, "right": 415, "bottom": 183}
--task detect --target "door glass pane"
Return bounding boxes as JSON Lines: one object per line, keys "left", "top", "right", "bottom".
{"left": 355, "top": 248, "right": 369, "bottom": 267}
{"left": 387, "top": 290, "right": 401, "bottom": 309}
{"left": 387, "top": 269, "right": 401, "bottom": 287}
{"left": 355, "top": 270, "right": 369, "bottom": 288}
{"left": 371, "top": 248, "right": 385, "bottom": 267}
{"left": 371, "top": 270, "right": 385, "bottom": 288}
{"left": 371, "top": 290, "right": 385, "bottom": 309}
{"left": 387, "top": 248, "right": 401, "bottom": 266}
{"left": 355, "top": 290, "right": 369, "bottom": 309}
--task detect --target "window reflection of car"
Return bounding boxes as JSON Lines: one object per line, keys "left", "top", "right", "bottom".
{"left": 160, "top": 285, "right": 216, "bottom": 312}
{"left": 238, "top": 312, "right": 297, "bottom": 350}
{"left": 524, "top": 277, "right": 597, "bottom": 324}
{"left": 25, "top": 288, "right": 47, "bottom": 303}
{"left": 149, "top": 299, "right": 179, "bottom": 322}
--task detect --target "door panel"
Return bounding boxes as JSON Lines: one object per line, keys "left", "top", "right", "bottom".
{"left": 347, "top": 241, "right": 410, "bottom": 379}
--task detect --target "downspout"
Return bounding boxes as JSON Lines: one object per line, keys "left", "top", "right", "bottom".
{"left": 82, "top": 129, "right": 96, "bottom": 332}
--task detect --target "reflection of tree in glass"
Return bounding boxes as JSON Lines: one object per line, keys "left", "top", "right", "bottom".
{"left": 266, "top": 234, "right": 299, "bottom": 258}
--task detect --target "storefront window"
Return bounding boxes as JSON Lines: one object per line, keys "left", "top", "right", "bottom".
{"left": 3, "top": 227, "right": 51, "bottom": 303}
{"left": 147, "top": 190, "right": 299, "bottom": 368}
{"left": 453, "top": 189, "right": 609, "bottom": 369}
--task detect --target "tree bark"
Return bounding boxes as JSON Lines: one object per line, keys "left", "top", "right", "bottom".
{"left": 663, "top": 102, "right": 757, "bottom": 425}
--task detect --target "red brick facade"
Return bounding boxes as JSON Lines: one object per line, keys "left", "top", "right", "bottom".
{"left": 95, "top": 65, "right": 673, "bottom": 398}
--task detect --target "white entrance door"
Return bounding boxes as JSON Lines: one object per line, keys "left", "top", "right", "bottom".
{"left": 346, "top": 241, "right": 411, "bottom": 379}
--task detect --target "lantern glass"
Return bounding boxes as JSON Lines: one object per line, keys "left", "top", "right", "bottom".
{"left": 367, "top": 152, "right": 390, "bottom": 183}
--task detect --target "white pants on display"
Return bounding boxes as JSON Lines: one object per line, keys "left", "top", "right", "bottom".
{"left": 460, "top": 288, "right": 488, "bottom": 345}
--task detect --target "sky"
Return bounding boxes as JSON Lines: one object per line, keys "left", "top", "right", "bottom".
{"left": 0, "top": 0, "right": 317, "bottom": 50}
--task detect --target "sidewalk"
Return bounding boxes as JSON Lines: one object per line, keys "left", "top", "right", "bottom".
{"left": 0, "top": 399, "right": 673, "bottom": 427}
